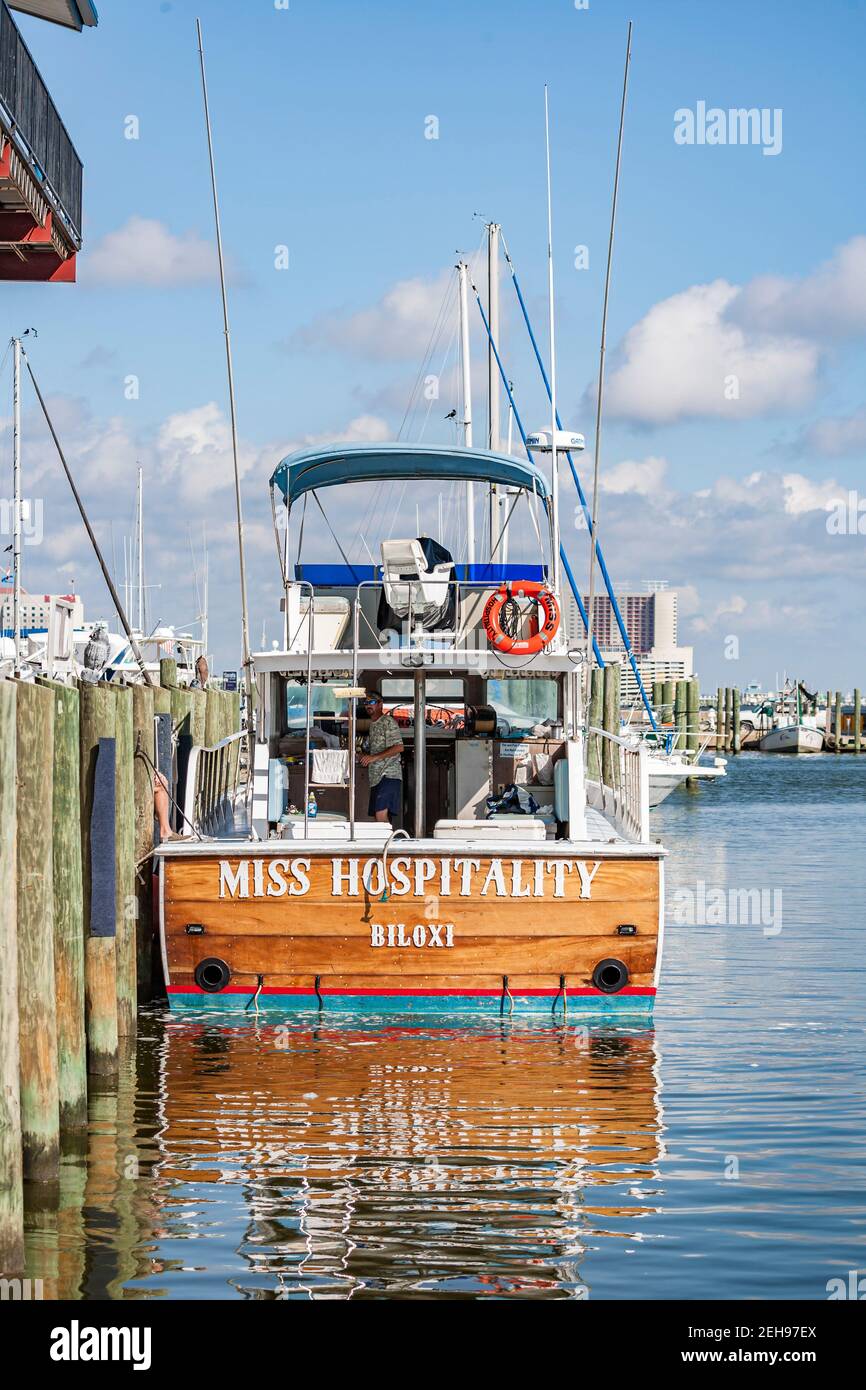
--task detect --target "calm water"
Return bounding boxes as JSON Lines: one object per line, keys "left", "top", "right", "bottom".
{"left": 23, "top": 754, "right": 866, "bottom": 1300}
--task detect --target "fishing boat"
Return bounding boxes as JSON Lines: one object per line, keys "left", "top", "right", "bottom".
{"left": 759, "top": 723, "right": 824, "bottom": 754}
{"left": 154, "top": 444, "right": 666, "bottom": 1017}
{"left": 759, "top": 682, "right": 824, "bottom": 754}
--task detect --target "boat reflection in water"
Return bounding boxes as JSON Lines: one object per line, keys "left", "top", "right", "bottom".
{"left": 148, "top": 1014, "right": 665, "bottom": 1299}
{"left": 23, "top": 1013, "right": 664, "bottom": 1299}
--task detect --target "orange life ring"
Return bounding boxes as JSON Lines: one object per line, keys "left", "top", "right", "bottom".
{"left": 482, "top": 581, "right": 561, "bottom": 655}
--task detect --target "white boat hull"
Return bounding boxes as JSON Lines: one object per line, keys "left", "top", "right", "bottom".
{"left": 646, "top": 756, "right": 727, "bottom": 807}
{"left": 759, "top": 725, "right": 824, "bottom": 754}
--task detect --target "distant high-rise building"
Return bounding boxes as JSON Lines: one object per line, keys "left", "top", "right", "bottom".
{"left": 562, "top": 582, "right": 693, "bottom": 704}
{"left": 0, "top": 586, "right": 84, "bottom": 636}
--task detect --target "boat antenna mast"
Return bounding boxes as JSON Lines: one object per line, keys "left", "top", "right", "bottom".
{"left": 585, "top": 20, "right": 633, "bottom": 704}
{"left": 457, "top": 258, "right": 475, "bottom": 564}
{"left": 487, "top": 220, "right": 501, "bottom": 557}
{"left": 196, "top": 17, "right": 253, "bottom": 717}
{"left": 544, "top": 86, "right": 561, "bottom": 596}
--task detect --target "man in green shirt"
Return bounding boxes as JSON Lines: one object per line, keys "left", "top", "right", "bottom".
{"left": 359, "top": 693, "right": 403, "bottom": 822}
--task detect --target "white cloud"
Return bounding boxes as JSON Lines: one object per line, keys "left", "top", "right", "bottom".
{"left": 290, "top": 269, "right": 454, "bottom": 362}
{"left": 85, "top": 217, "right": 220, "bottom": 287}
{"left": 781, "top": 472, "right": 846, "bottom": 515}
{"left": 302, "top": 414, "right": 391, "bottom": 448}
{"left": 603, "top": 280, "right": 819, "bottom": 424}
{"left": 600, "top": 455, "right": 668, "bottom": 496}
{"left": 732, "top": 236, "right": 866, "bottom": 340}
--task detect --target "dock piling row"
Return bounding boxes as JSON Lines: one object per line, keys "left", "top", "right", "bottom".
{"left": 0, "top": 671, "right": 243, "bottom": 1271}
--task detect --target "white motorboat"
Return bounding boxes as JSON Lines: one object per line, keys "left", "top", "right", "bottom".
{"left": 646, "top": 747, "right": 728, "bottom": 806}
{"left": 759, "top": 723, "right": 824, "bottom": 754}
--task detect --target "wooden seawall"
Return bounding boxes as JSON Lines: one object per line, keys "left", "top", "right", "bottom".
{"left": 0, "top": 671, "right": 240, "bottom": 1275}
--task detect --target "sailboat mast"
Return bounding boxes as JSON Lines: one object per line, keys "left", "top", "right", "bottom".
{"left": 197, "top": 18, "right": 253, "bottom": 718}
{"left": 136, "top": 464, "right": 144, "bottom": 633}
{"left": 544, "top": 88, "right": 561, "bottom": 596}
{"left": 202, "top": 522, "right": 209, "bottom": 661}
{"left": 457, "top": 259, "right": 475, "bottom": 565}
{"left": 11, "top": 337, "right": 22, "bottom": 674}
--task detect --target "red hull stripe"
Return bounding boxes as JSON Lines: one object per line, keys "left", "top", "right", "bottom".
{"left": 167, "top": 984, "right": 656, "bottom": 998}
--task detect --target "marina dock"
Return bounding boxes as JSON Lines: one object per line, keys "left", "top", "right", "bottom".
{"left": 0, "top": 669, "right": 240, "bottom": 1273}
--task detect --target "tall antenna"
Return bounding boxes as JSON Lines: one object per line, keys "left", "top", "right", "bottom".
{"left": 457, "top": 259, "right": 475, "bottom": 564}
{"left": 585, "top": 20, "right": 633, "bottom": 695}
{"left": 544, "top": 87, "right": 560, "bottom": 595}
{"left": 196, "top": 17, "right": 252, "bottom": 714}
{"left": 487, "top": 221, "right": 501, "bottom": 558}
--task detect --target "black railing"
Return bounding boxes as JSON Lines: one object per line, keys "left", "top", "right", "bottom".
{"left": 0, "top": 1, "right": 83, "bottom": 241}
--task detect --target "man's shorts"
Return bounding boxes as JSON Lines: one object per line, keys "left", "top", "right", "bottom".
{"left": 368, "top": 776, "right": 402, "bottom": 817}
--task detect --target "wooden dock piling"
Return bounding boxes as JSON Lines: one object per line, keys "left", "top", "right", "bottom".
{"left": 587, "top": 668, "right": 603, "bottom": 781}
{"left": 602, "top": 663, "right": 621, "bottom": 788}
{"left": 732, "top": 688, "right": 741, "bottom": 754}
{"left": 854, "top": 689, "right": 862, "bottom": 755}
{"left": 15, "top": 680, "right": 60, "bottom": 1180}
{"left": 724, "top": 687, "right": 733, "bottom": 753}
{"left": 79, "top": 685, "right": 119, "bottom": 1076}
{"left": 114, "top": 687, "right": 137, "bottom": 1039}
{"left": 686, "top": 679, "right": 699, "bottom": 754}
{"left": 189, "top": 688, "right": 206, "bottom": 750}
{"left": 661, "top": 679, "right": 674, "bottom": 726}
{"left": 834, "top": 691, "right": 843, "bottom": 753}
{"left": 674, "top": 679, "right": 688, "bottom": 751}
{"left": 205, "top": 686, "right": 222, "bottom": 747}
{"left": 38, "top": 680, "right": 87, "bottom": 1131}
{"left": 159, "top": 657, "right": 177, "bottom": 690}
{"left": 716, "top": 687, "right": 724, "bottom": 753}
{"left": 132, "top": 685, "right": 155, "bottom": 1000}
{"left": 0, "top": 681, "right": 23, "bottom": 1272}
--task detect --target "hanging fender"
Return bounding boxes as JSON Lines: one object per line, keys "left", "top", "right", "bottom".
{"left": 482, "top": 581, "right": 561, "bottom": 655}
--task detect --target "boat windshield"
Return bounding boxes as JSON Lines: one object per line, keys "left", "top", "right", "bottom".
{"left": 285, "top": 680, "right": 351, "bottom": 729}
{"left": 485, "top": 678, "right": 559, "bottom": 734}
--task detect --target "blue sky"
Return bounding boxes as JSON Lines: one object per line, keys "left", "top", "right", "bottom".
{"left": 2, "top": 0, "right": 866, "bottom": 687}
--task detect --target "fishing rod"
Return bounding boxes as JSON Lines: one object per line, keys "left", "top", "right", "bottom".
{"left": 498, "top": 228, "right": 657, "bottom": 731}
{"left": 471, "top": 283, "right": 604, "bottom": 669}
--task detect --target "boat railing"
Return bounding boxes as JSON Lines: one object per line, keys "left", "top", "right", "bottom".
{"left": 283, "top": 575, "right": 568, "bottom": 666}
{"left": 636, "top": 723, "right": 717, "bottom": 762}
{"left": 182, "top": 730, "right": 247, "bottom": 837}
{"left": 586, "top": 726, "right": 650, "bottom": 844}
